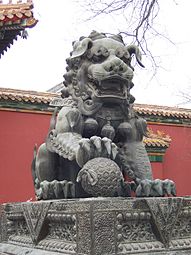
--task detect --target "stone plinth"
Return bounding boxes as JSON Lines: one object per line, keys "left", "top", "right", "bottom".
{"left": 1, "top": 197, "right": 191, "bottom": 254}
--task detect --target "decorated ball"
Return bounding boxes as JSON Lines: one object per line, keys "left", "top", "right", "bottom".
{"left": 77, "top": 157, "right": 123, "bottom": 197}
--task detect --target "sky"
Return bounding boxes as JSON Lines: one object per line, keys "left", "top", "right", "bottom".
{"left": 0, "top": 0, "right": 191, "bottom": 108}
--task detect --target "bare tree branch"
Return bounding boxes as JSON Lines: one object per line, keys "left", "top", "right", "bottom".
{"left": 78, "top": 0, "right": 159, "bottom": 47}
{"left": 177, "top": 88, "right": 191, "bottom": 105}
{"left": 76, "top": 0, "right": 176, "bottom": 77}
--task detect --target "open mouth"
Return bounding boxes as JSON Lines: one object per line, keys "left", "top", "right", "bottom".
{"left": 88, "top": 75, "right": 129, "bottom": 100}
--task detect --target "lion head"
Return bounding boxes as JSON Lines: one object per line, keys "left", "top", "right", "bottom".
{"left": 62, "top": 31, "right": 144, "bottom": 116}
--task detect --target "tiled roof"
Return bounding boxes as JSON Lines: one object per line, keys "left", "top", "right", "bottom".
{"left": 0, "top": 87, "right": 56, "bottom": 104}
{"left": 0, "top": 0, "right": 37, "bottom": 27}
{"left": 0, "top": 87, "right": 191, "bottom": 121}
{"left": 143, "top": 129, "right": 171, "bottom": 148}
{"left": 0, "top": 0, "right": 37, "bottom": 57}
{"left": 134, "top": 104, "right": 191, "bottom": 120}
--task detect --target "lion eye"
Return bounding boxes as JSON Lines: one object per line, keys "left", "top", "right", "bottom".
{"left": 96, "top": 49, "right": 102, "bottom": 55}
{"left": 122, "top": 54, "right": 132, "bottom": 66}
{"left": 92, "top": 51, "right": 107, "bottom": 63}
{"left": 115, "top": 48, "right": 125, "bottom": 58}
{"left": 116, "top": 48, "right": 130, "bottom": 61}
{"left": 92, "top": 55, "right": 103, "bottom": 63}
{"left": 88, "top": 46, "right": 109, "bottom": 63}
{"left": 123, "top": 51, "right": 130, "bottom": 59}
{"left": 100, "top": 47, "right": 109, "bottom": 57}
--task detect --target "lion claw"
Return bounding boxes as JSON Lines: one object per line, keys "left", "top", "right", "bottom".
{"left": 76, "top": 136, "right": 118, "bottom": 167}
{"left": 135, "top": 178, "right": 176, "bottom": 197}
{"left": 39, "top": 180, "right": 76, "bottom": 199}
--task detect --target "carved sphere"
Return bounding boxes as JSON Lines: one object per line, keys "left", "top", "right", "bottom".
{"left": 84, "top": 118, "right": 98, "bottom": 136}
{"left": 77, "top": 157, "right": 123, "bottom": 197}
{"left": 101, "top": 123, "right": 115, "bottom": 141}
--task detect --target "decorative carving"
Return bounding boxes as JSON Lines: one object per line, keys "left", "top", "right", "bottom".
{"left": 0, "top": 204, "right": 7, "bottom": 242}
{"left": 8, "top": 236, "right": 33, "bottom": 247}
{"left": 93, "top": 212, "right": 116, "bottom": 255}
{"left": 172, "top": 213, "right": 191, "bottom": 239}
{"left": 121, "top": 221, "right": 155, "bottom": 241}
{"left": 77, "top": 157, "right": 124, "bottom": 196}
{"left": 47, "top": 213, "right": 76, "bottom": 242}
{"left": 49, "top": 222, "right": 76, "bottom": 242}
{"left": 144, "top": 128, "right": 171, "bottom": 148}
{"left": 77, "top": 212, "right": 91, "bottom": 255}
{"left": 9, "top": 220, "right": 29, "bottom": 237}
{"left": 37, "top": 239, "right": 76, "bottom": 253}
{"left": 146, "top": 197, "right": 183, "bottom": 247}
{"left": 116, "top": 211, "right": 156, "bottom": 244}
{"left": 118, "top": 241, "right": 165, "bottom": 253}
{"left": 22, "top": 202, "right": 51, "bottom": 244}
{"left": 1, "top": 198, "right": 191, "bottom": 254}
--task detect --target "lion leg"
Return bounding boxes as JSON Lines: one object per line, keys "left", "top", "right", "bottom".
{"left": 35, "top": 143, "right": 59, "bottom": 183}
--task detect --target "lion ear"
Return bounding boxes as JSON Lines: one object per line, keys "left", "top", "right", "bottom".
{"left": 126, "top": 45, "right": 145, "bottom": 68}
{"left": 71, "top": 38, "right": 93, "bottom": 59}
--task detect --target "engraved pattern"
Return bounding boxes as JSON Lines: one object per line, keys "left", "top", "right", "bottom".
{"left": 1, "top": 198, "right": 191, "bottom": 254}
{"left": 116, "top": 211, "right": 156, "bottom": 244}
{"left": 8, "top": 220, "right": 29, "bottom": 237}
{"left": 79, "top": 157, "right": 123, "bottom": 197}
{"left": 8, "top": 236, "right": 33, "bottom": 247}
{"left": 172, "top": 217, "right": 191, "bottom": 239}
{"left": 47, "top": 213, "right": 76, "bottom": 242}
{"left": 93, "top": 212, "right": 116, "bottom": 255}
{"left": 49, "top": 222, "right": 76, "bottom": 241}
{"left": 92, "top": 198, "right": 134, "bottom": 211}
{"left": 118, "top": 241, "right": 165, "bottom": 253}
{"left": 146, "top": 197, "right": 183, "bottom": 247}
{"left": 77, "top": 212, "right": 91, "bottom": 255}
{"left": 37, "top": 239, "right": 76, "bottom": 253}
{"left": 121, "top": 221, "right": 155, "bottom": 241}
{"left": 5, "top": 203, "right": 23, "bottom": 214}
{"left": 50, "top": 199, "right": 90, "bottom": 212}
{"left": 22, "top": 202, "right": 51, "bottom": 244}
{"left": 170, "top": 238, "right": 191, "bottom": 250}
{"left": 8, "top": 235, "right": 76, "bottom": 253}
{"left": 0, "top": 204, "right": 7, "bottom": 242}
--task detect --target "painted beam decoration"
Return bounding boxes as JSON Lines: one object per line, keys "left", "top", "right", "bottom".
{"left": 0, "top": 0, "right": 37, "bottom": 57}
{"left": 144, "top": 128, "right": 171, "bottom": 162}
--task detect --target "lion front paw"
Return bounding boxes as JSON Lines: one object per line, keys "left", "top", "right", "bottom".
{"left": 37, "top": 180, "right": 75, "bottom": 200}
{"left": 76, "top": 136, "right": 118, "bottom": 167}
{"left": 135, "top": 178, "right": 176, "bottom": 197}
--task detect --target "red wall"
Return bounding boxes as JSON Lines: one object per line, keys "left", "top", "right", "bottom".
{"left": 149, "top": 123, "right": 191, "bottom": 196}
{"left": 0, "top": 109, "right": 191, "bottom": 203}
{"left": 0, "top": 110, "right": 51, "bottom": 203}
{"left": 151, "top": 162, "right": 164, "bottom": 180}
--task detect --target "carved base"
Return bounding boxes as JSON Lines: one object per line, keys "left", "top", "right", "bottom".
{"left": 1, "top": 197, "right": 191, "bottom": 255}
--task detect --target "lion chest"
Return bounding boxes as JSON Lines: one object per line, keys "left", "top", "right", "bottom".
{"left": 95, "top": 106, "right": 125, "bottom": 129}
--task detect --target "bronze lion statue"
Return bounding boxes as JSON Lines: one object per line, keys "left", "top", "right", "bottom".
{"left": 32, "top": 31, "right": 176, "bottom": 199}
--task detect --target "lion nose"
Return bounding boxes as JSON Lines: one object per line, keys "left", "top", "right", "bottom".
{"left": 104, "top": 58, "right": 127, "bottom": 74}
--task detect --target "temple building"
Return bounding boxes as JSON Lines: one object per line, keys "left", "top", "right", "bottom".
{"left": 0, "top": 0, "right": 37, "bottom": 58}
